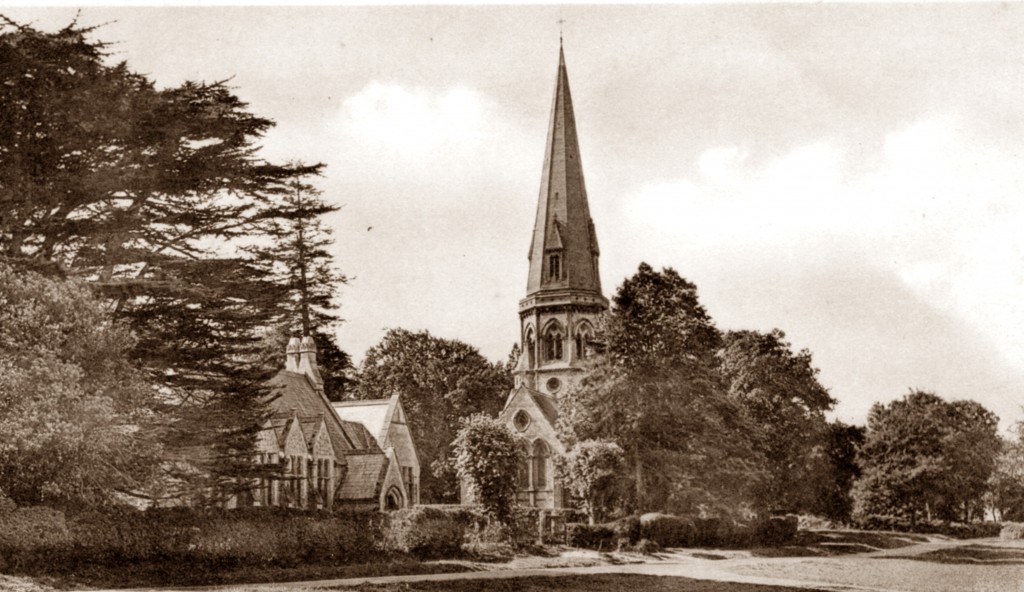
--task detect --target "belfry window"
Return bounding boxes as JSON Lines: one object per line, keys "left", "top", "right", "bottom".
{"left": 548, "top": 253, "right": 561, "bottom": 281}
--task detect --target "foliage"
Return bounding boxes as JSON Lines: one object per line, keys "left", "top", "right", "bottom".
{"left": 853, "top": 514, "right": 1002, "bottom": 539}
{"left": 0, "top": 18, "right": 345, "bottom": 499}
{"left": 0, "top": 265, "right": 161, "bottom": 506}
{"left": 453, "top": 415, "right": 525, "bottom": 524}
{"left": 566, "top": 523, "right": 617, "bottom": 550}
{"left": 638, "top": 513, "right": 696, "bottom": 547}
{"left": 381, "top": 505, "right": 483, "bottom": 557}
{"left": 356, "top": 329, "right": 511, "bottom": 502}
{"left": 719, "top": 329, "right": 835, "bottom": 513}
{"left": 0, "top": 505, "right": 381, "bottom": 573}
{"left": 1000, "top": 522, "right": 1024, "bottom": 540}
{"left": 557, "top": 263, "right": 761, "bottom": 514}
{"left": 814, "top": 421, "right": 865, "bottom": 523}
{"left": 556, "top": 440, "right": 625, "bottom": 524}
{"left": 852, "top": 391, "right": 1001, "bottom": 523}
{"left": 987, "top": 423, "right": 1024, "bottom": 522}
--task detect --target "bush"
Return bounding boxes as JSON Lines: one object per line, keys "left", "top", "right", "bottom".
{"left": 0, "top": 505, "right": 382, "bottom": 573}
{"left": 631, "top": 538, "right": 662, "bottom": 554}
{"left": 613, "top": 515, "right": 641, "bottom": 543}
{"left": 639, "top": 513, "right": 695, "bottom": 547}
{"left": 1001, "top": 522, "right": 1024, "bottom": 540}
{"left": 382, "top": 505, "right": 483, "bottom": 558}
{"left": 0, "top": 506, "right": 71, "bottom": 569}
{"left": 853, "top": 514, "right": 1002, "bottom": 539}
{"left": 754, "top": 515, "right": 798, "bottom": 546}
{"left": 567, "top": 523, "right": 616, "bottom": 550}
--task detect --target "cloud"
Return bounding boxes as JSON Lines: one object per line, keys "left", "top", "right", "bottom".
{"left": 624, "top": 116, "right": 1024, "bottom": 379}
{"left": 342, "top": 83, "right": 487, "bottom": 154}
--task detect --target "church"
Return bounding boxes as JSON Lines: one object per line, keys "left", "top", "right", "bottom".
{"left": 497, "top": 43, "right": 608, "bottom": 509}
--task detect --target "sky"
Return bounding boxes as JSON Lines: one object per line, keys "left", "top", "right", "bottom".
{"left": 5, "top": 4, "right": 1024, "bottom": 430}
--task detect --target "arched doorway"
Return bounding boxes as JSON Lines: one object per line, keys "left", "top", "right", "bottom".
{"left": 384, "top": 486, "right": 404, "bottom": 511}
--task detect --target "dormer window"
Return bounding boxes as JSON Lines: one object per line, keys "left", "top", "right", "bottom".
{"left": 548, "top": 253, "right": 561, "bottom": 281}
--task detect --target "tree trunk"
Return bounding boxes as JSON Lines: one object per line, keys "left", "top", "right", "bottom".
{"left": 633, "top": 448, "right": 644, "bottom": 511}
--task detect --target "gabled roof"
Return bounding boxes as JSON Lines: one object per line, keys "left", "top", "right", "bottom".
{"left": 340, "top": 419, "right": 381, "bottom": 452}
{"left": 336, "top": 451, "right": 388, "bottom": 500}
{"left": 502, "top": 385, "right": 559, "bottom": 426}
{"left": 333, "top": 396, "right": 400, "bottom": 447}
{"left": 267, "top": 370, "right": 352, "bottom": 461}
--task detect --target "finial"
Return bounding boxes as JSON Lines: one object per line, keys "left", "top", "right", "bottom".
{"left": 557, "top": 16, "right": 565, "bottom": 45}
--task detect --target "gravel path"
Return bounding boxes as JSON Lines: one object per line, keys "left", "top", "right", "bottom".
{"left": 100, "top": 538, "right": 1024, "bottom": 592}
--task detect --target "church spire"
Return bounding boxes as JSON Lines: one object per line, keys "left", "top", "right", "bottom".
{"left": 525, "top": 45, "right": 602, "bottom": 297}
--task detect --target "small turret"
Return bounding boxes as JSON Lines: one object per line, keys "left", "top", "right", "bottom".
{"left": 297, "top": 335, "right": 324, "bottom": 392}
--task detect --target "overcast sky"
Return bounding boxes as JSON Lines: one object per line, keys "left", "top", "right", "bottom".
{"left": 7, "top": 4, "right": 1024, "bottom": 430}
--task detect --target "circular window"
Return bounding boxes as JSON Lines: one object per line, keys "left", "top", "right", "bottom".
{"left": 546, "top": 377, "right": 562, "bottom": 393}
{"left": 513, "top": 410, "right": 531, "bottom": 432}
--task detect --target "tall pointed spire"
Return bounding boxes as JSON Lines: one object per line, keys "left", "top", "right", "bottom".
{"left": 525, "top": 45, "right": 602, "bottom": 297}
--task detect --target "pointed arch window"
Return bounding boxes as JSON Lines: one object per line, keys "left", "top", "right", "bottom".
{"left": 532, "top": 440, "right": 550, "bottom": 490}
{"left": 517, "top": 442, "right": 530, "bottom": 489}
{"left": 544, "top": 324, "right": 564, "bottom": 361}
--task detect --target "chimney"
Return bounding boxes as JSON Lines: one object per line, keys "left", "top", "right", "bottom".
{"left": 285, "top": 337, "right": 301, "bottom": 372}
{"left": 297, "top": 335, "right": 324, "bottom": 391}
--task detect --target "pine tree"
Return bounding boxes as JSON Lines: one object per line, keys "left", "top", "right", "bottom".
{"left": 0, "top": 18, "right": 333, "bottom": 500}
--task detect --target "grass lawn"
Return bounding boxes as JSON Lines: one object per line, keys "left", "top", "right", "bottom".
{"left": 332, "top": 575, "right": 828, "bottom": 592}
{"left": 21, "top": 558, "right": 473, "bottom": 590}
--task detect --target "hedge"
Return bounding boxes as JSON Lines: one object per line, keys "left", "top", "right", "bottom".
{"left": 568, "top": 513, "right": 799, "bottom": 550}
{"left": 854, "top": 514, "right": 1002, "bottom": 539}
{"left": 0, "top": 505, "right": 381, "bottom": 573}
{"left": 1001, "top": 522, "right": 1024, "bottom": 540}
{"left": 381, "top": 505, "right": 485, "bottom": 557}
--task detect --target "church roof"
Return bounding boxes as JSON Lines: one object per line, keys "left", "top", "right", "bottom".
{"left": 267, "top": 370, "right": 352, "bottom": 460}
{"left": 502, "top": 384, "right": 559, "bottom": 427}
{"left": 340, "top": 419, "right": 381, "bottom": 451}
{"left": 336, "top": 450, "right": 388, "bottom": 500}
{"left": 333, "top": 398, "right": 391, "bottom": 445}
{"left": 526, "top": 44, "right": 603, "bottom": 298}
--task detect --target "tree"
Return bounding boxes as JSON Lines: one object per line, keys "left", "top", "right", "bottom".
{"left": 0, "top": 265, "right": 161, "bottom": 507}
{"left": 249, "top": 178, "right": 347, "bottom": 335}
{"left": 814, "top": 421, "right": 865, "bottom": 523}
{"left": 853, "top": 391, "right": 1000, "bottom": 523}
{"left": 558, "top": 263, "right": 762, "bottom": 515}
{"left": 355, "top": 329, "right": 511, "bottom": 502}
{"left": 987, "top": 426, "right": 1024, "bottom": 522}
{"left": 0, "top": 19, "right": 335, "bottom": 498}
{"left": 719, "top": 329, "right": 835, "bottom": 513}
{"left": 453, "top": 414, "right": 525, "bottom": 524}
{"left": 556, "top": 440, "right": 625, "bottom": 525}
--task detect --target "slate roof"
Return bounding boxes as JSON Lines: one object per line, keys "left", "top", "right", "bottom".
{"left": 267, "top": 370, "right": 352, "bottom": 460}
{"left": 340, "top": 420, "right": 381, "bottom": 451}
{"left": 333, "top": 399, "right": 391, "bottom": 445}
{"left": 336, "top": 451, "right": 388, "bottom": 500}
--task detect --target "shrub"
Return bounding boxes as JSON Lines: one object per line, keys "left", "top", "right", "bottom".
{"left": 754, "top": 515, "right": 798, "bottom": 546}
{"left": 630, "top": 538, "right": 662, "bottom": 554}
{"left": 1001, "top": 522, "right": 1024, "bottom": 540}
{"left": 382, "top": 505, "right": 482, "bottom": 557}
{"left": 614, "top": 515, "right": 641, "bottom": 544}
{"left": 639, "top": 513, "right": 695, "bottom": 547}
{"left": 0, "top": 506, "right": 70, "bottom": 569}
{"left": 853, "top": 514, "right": 1002, "bottom": 539}
{"left": 567, "top": 523, "right": 616, "bottom": 550}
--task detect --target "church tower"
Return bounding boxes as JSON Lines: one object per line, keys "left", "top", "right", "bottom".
{"left": 516, "top": 44, "right": 608, "bottom": 397}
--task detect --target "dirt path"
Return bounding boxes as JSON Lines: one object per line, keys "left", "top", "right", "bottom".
{"left": 100, "top": 538, "right": 1024, "bottom": 592}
